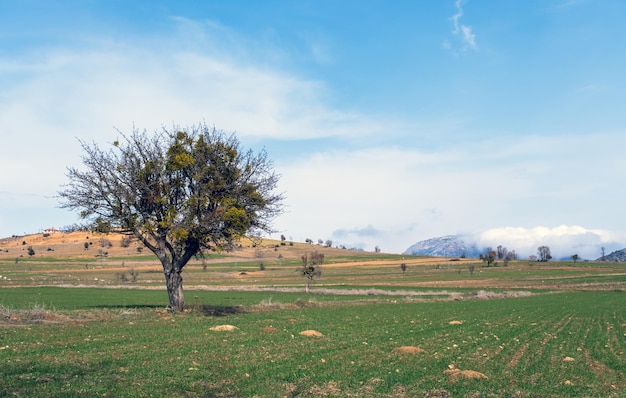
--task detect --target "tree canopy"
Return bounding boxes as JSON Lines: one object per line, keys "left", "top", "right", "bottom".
{"left": 59, "top": 123, "right": 283, "bottom": 311}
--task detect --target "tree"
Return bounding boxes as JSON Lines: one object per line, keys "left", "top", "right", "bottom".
{"left": 27, "top": 246, "right": 35, "bottom": 257}
{"left": 601, "top": 247, "right": 606, "bottom": 261}
{"left": 496, "top": 245, "right": 508, "bottom": 260}
{"left": 324, "top": 239, "right": 333, "bottom": 248}
{"left": 301, "top": 250, "right": 324, "bottom": 293}
{"left": 537, "top": 246, "right": 552, "bottom": 262}
{"left": 400, "top": 263, "right": 407, "bottom": 274}
{"left": 571, "top": 254, "right": 579, "bottom": 264}
{"left": 479, "top": 248, "right": 496, "bottom": 267}
{"left": 59, "top": 123, "right": 283, "bottom": 311}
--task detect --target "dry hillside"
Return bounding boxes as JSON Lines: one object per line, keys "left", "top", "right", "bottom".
{"left": 0, "top": 231, "right": 464, "bottom": 269}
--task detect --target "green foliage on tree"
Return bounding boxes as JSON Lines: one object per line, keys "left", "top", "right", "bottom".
{"left": 59, "top": 123, "right": 283, "bottom": 311}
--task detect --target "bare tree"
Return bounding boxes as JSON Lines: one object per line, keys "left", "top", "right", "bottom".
{"left": 301, "top": 251, "right": 324, "bottom": 293}
{"left": 59, "top": 123, "right": 283, "bottom": 311}
{"left": 601, "top": 247, "right": 606, "bottom": 261}
{"left": 479, "top": 248, "right": 496, "bottom": 267}
{"left": 537, "top": 246, "right": 552, "bottom": 262}
{"left": 571, "top": 254, "right": 579, "bottom": 264}
{"left": 496, "top": 245, "right": 508, "bottom": 260}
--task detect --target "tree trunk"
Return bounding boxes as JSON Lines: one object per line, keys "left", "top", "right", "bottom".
{"left": 165, "top": 269, "right": 185, "bottom": 312}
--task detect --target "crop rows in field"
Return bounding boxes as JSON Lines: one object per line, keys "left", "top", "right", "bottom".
{"left": 1, "top": 289, "right": 624, "bottom": 397}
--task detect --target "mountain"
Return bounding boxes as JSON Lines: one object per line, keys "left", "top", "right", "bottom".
{"left": 596, "top": 248, "right": 626, "bottom": 262}
{"left": 403, "top": 235, "right": 481, "bottom": 258}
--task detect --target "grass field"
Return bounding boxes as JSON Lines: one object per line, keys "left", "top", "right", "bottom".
{"left": 1, "top": 232, "right": 625, "bottom": 397}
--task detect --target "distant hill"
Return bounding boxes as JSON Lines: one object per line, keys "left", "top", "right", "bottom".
{"left": 403, "top": 235, "right": 481, "bottom": 258}
{"left": 596, "top": 248, "right": 626, "bottom": 262}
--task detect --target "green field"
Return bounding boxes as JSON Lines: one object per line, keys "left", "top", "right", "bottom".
{"left": 1, "top": 287, "right": 624, "bottom": 397}
{"left": 1, "top": 241, "right": 625, "bottom": 397}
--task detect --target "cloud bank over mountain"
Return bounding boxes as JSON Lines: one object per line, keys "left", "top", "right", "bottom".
{"left": 466, "top": 225, "right": 625, "bottom": 260}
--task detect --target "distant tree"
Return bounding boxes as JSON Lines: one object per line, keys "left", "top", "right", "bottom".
{"left": 301, "top": 250, "right": 324, "bottom": 293}
{"left": 324, "top": 239, "right": 333, "bottom": 248}
{"left": 503, "top": 250, "right": 516, "bottom": 266}
{"left": 93, "top": 217, "right": 111, "bottom": 234}
{"left": 120, "top": 236, "right": 132, "bottom": 248}
{"left": 529, "top": 255, "right": 538, "bottom": 263}
{"left": 305, "top": 238, "right": 313, "bottom": 244}
{"left": 571, "top": 254, "right": 579, "bottom": 264}
{"left": 537, "top": 246, "right": 552, "bottom": 262}
{"left": 317, "top": 239, "right": 324, "bottom": 245}
{"left": 59, "top": 123, "right": 283, "bottom": 311}
{"left": 496, "top": 245, "right": 508, "bottom": 260}
{"left": 84, "top": 242, "right": 89, "bottom": 250}
{"left": 469, "top": 264, "right": 475, "bottom": 275}
{"left": 400, "top": 263, "right": 407, "bottom": 274}
{"left": 27, "top": 246, "right": 35, "bottom": 257}
{"left": 601, "top": 247, "right": 606, "bottom": 261}
{"left": 374, "top": 246, "right": 381, "bottom": 253}
{"left": 280, "top": 234, "right": 286, "bottom": 242}
{"left": 479, "top": 248, "right": 496, "bottom": 267}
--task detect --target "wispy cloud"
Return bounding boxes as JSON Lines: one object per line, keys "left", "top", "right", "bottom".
{"left": 449, "top": 0, "right": 477, "bottom": 52}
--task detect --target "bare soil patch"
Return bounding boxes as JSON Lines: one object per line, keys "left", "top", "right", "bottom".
{"left": 393, "top": 346, "right": 425, "bottom": 354}
{"left": 443, "top": 369, "right": 488, "bottom": 382}
{"left": 300, "top": 330, "right": 323, "bottom": 337}
{"left": 209, "top": 325, "right": 239, "bottom": 332}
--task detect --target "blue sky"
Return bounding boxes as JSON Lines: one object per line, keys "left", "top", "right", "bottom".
{"left": 1, "top": 0, "right": 625, "bottom": 259}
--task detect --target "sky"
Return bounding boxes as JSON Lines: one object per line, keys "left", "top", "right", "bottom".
{"left": 1, "top": 0, "right": 625, "bottom": 260}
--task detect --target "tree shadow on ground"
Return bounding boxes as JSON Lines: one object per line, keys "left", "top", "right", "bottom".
{"left": 190, "top": 304, "right": 246, "bottom": 317}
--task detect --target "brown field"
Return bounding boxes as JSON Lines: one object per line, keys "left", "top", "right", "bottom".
{"left": 1, "top": 231, "right": 624, "bottom": 293}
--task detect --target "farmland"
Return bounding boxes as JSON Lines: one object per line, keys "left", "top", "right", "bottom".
{"left": 0, "top": 232, "right": 625, "bottom": 397}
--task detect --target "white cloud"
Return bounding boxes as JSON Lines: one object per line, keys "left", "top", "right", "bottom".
{"left": 469, "top": 225, "right": 625, "bottom": 260}
{"left": 0, "top": 19, "right": 380, "bottom": 194}
{"left": 271, "top": 130, "right": 626, "bottom": 254}
{"left": 0, "top": 18, "right": 389, "bottom": 238}
{"left": 449, "top": 0, "right": 477, "bottom": 52}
